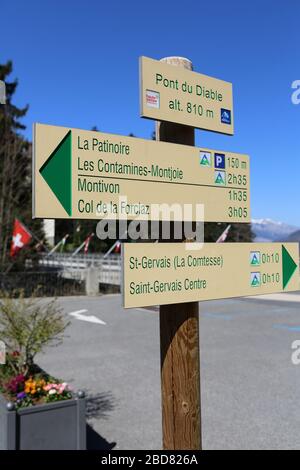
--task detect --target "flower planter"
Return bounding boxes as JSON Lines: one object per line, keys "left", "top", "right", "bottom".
{"left": 0, "top": 390, "right": 86, "bottom": 450}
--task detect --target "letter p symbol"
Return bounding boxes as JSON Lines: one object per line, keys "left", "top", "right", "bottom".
{"left": 214, "top": 153, "right": 225, "bottom": 169}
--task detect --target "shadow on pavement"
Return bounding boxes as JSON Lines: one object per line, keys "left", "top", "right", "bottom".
{"left": 86, "top": 424, "right": 116, "bottom": 450}
{"left": 86, "top": 391, "right": 117, "bottom": 450}
{"left": 86, "top": 391, "right": 116, "bottom": 420}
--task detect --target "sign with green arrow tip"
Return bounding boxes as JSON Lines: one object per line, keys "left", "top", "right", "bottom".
{"left": 32, "top": 123, "right": 250, "bottom": 222}
{"left": 282, "top": 245, "right": 298, "bottom": 289}
{"left": 39, "top": 130, "right": 72, "bottom": 216}
{"left": 122, "top": 242, "right": 299, "bottom": 308}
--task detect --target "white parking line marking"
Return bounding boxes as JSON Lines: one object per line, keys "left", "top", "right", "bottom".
{"left": 70, "top": 309, "right": 88, "bottom": 315}
{"left": 69, "top": 309, "right": 106, "bottom": 325}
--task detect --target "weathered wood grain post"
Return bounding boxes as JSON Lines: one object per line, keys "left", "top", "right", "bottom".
{"left": 157, "top": 57, "right": 202, "bottom": 450}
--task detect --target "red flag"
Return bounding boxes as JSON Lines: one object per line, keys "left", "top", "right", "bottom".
{"left": 84, "top": 233, "right": 94, "bottom": 254}
{"left": 10, "top": 219, "right": 32, "bottom": 257}
{"left": 114, "top": 241, "right": 121, "bottom": 253}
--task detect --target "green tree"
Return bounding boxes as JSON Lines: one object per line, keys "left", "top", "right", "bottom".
{"left": 0, "top": 289, "right": 69, "bottom": 376}
{"left": 0, "top": 61, "right": 44, "bottom": 271}
{"left": 205, "top": 222, "right": 253, "bottom": 242}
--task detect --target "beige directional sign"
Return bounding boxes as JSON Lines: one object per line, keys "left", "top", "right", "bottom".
{"left": 33, "top": 123, "right": 249, "bottom": 222}
{"left": 140, "top": 56, "right": 234, "bottom": 135}
{"left": 123, "top": 243, "right": 299, "bottom": 308}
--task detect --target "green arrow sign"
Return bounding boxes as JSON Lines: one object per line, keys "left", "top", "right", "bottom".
{"left": 39, "top": 130, "right": 72, "bottom": 216}
{"left": 282, "top": 245, "right": 298, "bottom": 289}
{"left": 33, "top": 123, "right": 251, "bottom": 222}
{"left": 122, "top": 243, "right": 299, "bottom": 308}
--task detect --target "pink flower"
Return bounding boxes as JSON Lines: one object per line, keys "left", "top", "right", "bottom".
{"left": 44, "top": 383, "right": 58, "bottom": 392}
{"left": 58, "top": 382, "right": 68, "bottom": 393}
{"left": 44, "top": 382, "right": 70, "bottom": 394}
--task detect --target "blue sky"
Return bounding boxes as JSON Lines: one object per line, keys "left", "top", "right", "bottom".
{"left": 2, "top": 0, "right": 300, "bottom": 226}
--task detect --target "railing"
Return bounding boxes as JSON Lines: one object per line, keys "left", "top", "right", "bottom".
{"left": 0, "top": 271, "right": 85, "bottom": 297}
{"left": 40, "top": 253, "right": 121, "bottom": 267}
{"left": 38, "top": 253, "right": 122, "bottom": 287}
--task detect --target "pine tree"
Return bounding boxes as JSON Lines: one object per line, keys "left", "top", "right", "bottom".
{"left": 0, "top": 61, "right": 44, "bottom": 271}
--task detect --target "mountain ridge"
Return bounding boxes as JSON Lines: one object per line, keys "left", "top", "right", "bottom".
{"left": 251, "top": 218, "right": 299, "bottom": 242}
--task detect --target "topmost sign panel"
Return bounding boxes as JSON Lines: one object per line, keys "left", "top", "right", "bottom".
{"left": 140, "top": 56, "right": 234, "bottom": 135}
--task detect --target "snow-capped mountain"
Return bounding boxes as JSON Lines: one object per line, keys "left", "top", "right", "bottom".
{"left": 251, "top": 218, "right": 299, "bottom": 242}
{"left": 285, "top": 230, "right": 300, "bottom": 242}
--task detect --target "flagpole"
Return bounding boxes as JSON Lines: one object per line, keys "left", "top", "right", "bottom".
{"left": 103, "top": 229, "right": 127, "bottom": 258}
{"left": 30, "top": 229, "right": 50, "bottom": 252}
{"left": 72, "top": 233, "right": 94, "bottom": 256}
{"left": 4, "top": 262, "right": 14, "bottom": 275}
{"left": 46, "top": 234, "right": 69, "bottom": 256}
{"left": 72, "top": 239, "right": 86, "bottom": 256}
{"left": 216, "top": 225, "right": 231, "bottom": 243}
{"left": 84, "top": 233, "right": 94, "bottom": 255}
{"left": 103, "top": 240, "right": 120, "bottom": 258}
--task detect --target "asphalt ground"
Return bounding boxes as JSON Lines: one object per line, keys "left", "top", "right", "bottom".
{"left": 37, "top": 292, "right": 300, "bottom": 450}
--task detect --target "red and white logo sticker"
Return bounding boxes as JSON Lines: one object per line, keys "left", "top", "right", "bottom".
{"left": 146, "top": 90, "right": 160, "bottom": 109}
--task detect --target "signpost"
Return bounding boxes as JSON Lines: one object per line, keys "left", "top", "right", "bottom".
{"left": 140, "top": 56, "right": 234, "bottom": 134}
{"left": 152, "top": 57, "right": 202, "bottom": 451}
{"left": 33, "top": 123, "right": 249, "bottom": 222}
{"left": 31, "top": 54, "right": 300, "bottom": 452}
{"left": 122, "top": 242, "right": 299, "bottom": 308}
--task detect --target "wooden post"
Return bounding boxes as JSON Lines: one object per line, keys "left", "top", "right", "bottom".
{"left": 157, "top": 57, "right": 201, "bottom": 450}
